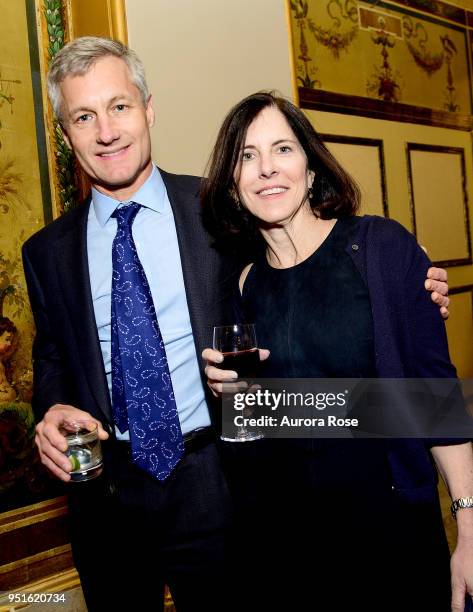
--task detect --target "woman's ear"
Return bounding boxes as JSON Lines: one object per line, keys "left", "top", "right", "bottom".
{"left": 307, "top": 169, "right": 315, "bottom": 188}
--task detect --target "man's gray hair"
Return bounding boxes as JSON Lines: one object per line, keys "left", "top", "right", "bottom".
{"left": 47, "top": 36, "right": 150, "bottom": 123}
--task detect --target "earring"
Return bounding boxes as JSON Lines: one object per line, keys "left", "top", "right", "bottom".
{"left": 307, "top": 169, "right": 315, "bottom": 199}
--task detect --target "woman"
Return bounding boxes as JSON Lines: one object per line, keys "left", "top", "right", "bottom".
{"left": 201, "top": 92, "right": 473, "bottom": 611}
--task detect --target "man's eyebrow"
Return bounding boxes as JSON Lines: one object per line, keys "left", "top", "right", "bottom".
{"left": 68, "top": 105, "right": 94, "bottom": 117}
{"left": 107, "top": 95, "right": 133, "bottom": 106}
{"left": 68, "top": 95, "right": 132, "bottom": 117}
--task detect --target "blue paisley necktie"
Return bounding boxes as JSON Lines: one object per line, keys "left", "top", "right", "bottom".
{"left": 111, "top": 202, "right": 184, "bottom": 480}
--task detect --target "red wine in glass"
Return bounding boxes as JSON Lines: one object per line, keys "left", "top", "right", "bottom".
{"left": 213, "top": 324, "right": 264, "bottom": 442}
{"left": 221, "top": 348, "right": 260, "bottom": 379}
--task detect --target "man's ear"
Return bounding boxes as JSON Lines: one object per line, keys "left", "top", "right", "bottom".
{"left": 60, "top": 124, "right": 72, "bottom": 150}
{"left": 146, "top": 95, "right": 155, "bottom": 128}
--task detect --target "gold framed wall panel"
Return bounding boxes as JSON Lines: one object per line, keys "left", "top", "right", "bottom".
{"left": 0, "top": 0, "right": 130, "bottom": 595}
{"left": 36, "top": 0, "right": 73, "bottom": 220}
{"left": 0, "top": 0, "right": 68, "bottom": 519}
{"left": 0, "top": 0, "right": 137, "bottom": 603}
{"left": 289, "top": 0, "right": 473, "bottom": 130}
{"left": 1, "top": 0, "right": 130, "bottom": 515}
{"left": 406, "top": 143, "right": 472, "bottom": 267}
{"left": 446, "top": 285, "right": 473, "bottom": 378}
{"left": 37, "top": 0, "right": 128, "bottom": 219}
{"left": 321, "top": 134, "right": 388, "bottom": 217}
{"left": 66, "top": 0, "right": 127, "bottom": 43}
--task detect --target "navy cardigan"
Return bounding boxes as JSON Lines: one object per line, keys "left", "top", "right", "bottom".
{"left": 346, "top": 215, "right": 464, "bottom": 504}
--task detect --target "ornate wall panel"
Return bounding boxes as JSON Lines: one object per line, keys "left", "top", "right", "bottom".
{"left": 67, "top": 0, "right": 127, "bottom": 44}
{"left": 0, "top": 0, "right": 127, "bottom": 514}
{"left": 406, "top": 143, "right": 471, "bottom": 266}
{"left": 289, "top": 0, "right": 473, "bottom": 129}
{"left": 0, "top": 0, "right": 126, "bottom": 598}
{"left": 0, "top": 0, "right": 63, "bottom": 514}
{"left": 322, "top": 134, "right": 388, "bottom": 216}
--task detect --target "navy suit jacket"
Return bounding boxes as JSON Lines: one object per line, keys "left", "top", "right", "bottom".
{"left": 22, "top": 169, "right": 234, "bottom": 436}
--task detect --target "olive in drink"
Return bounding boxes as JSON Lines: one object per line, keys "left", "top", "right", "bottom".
{"left": 61, "top": 420, "right": 103, "bottom": 482}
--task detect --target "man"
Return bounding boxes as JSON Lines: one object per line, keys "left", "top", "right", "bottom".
{"left": 22, "top": 37, "right": 449, "bottom": 611}
{"left": 22, "top": 37, "right": 234, "bottom": 612}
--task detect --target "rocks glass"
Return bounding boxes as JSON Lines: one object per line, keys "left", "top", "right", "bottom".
{"left": 62, "top": 420, "right": 103, "bottom": 482}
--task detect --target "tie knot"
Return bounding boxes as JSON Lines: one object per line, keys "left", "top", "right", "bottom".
{"left": 112, "top": 202, "right": 141, "bottom": 227}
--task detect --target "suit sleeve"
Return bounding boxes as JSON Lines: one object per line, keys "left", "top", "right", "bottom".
{"left": 22, "top": 242, "right": 72, "bottom": 422}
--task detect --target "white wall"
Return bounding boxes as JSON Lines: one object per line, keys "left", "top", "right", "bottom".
{"left": 125, "top": 0, "right": 293, "bottom": 176}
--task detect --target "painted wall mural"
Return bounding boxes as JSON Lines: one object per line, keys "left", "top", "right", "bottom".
{"left": 290, "top": 0, "right": 473, "bottom": 129}
{"left": 0, "top": 1, "right": 129, "bottom": 598}
{"left": 0, "top": 0, "right": 126, "bottom": 517}
{"left": 0, "top": 0, "right": 63, "bottom": 511}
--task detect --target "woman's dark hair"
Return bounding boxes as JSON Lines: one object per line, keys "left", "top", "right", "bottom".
{"left": 201, "top": 91, "right": 360, "bottom": 254}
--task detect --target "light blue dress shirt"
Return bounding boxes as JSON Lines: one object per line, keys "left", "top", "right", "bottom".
{"left": 87, "top": 165, "right": 211, "bottom": 439}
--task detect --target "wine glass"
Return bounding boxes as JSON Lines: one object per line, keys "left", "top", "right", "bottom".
{"left": 213, "top": 323, "right": 264, "bottom": 442}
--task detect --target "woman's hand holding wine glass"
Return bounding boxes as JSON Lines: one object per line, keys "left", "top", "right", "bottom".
{"left": 203, "top": 324, "right": 270, "bottom": 442}
{"left": 203, "top": 324, "right": 270, "bottom": 397}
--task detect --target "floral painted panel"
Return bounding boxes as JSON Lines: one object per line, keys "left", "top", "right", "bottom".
{"left": 290, "top": 0, "right": 472, "bottom": 113}
{"left": 0, "top": 0, "right": 60, "bottom": 511}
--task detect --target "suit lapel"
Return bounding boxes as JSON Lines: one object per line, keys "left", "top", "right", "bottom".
{"left": 54, "top": 199, "right": 113, "bottom": 422}
{"left": 160, "top": 170, "right": 221, "bottom": 360}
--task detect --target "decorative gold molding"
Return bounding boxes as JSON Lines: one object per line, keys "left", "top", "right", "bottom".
{"left": 0, "top": 544, "right": 71, "bottom": 576}
{"left": 0, "top": 507, "right": 67, "bottom": 534}
{"left": 382, "top": 0, "right": 471, "bottom": 30}
{"left": 36, "top": 0, "right": 129, "bottom": 217}
{"left": 300, "top": 88, "right": 473, "bottom": 131}
{"left": 66, "top": 0, "right": 128, "bottom": 43}
{"left": 285, "top": 0, "right": 299, "bottom": 104}
{"left": 0, "top": 496, "right": 71, "bottom": 591}
{"left": 109, "top": 0, "right": 128, "bottom": 43}
{"left": 0, "top": 567, "right": 80, "bottom": 611}
{"left": 449, "top": 284, "right": 473, "bottom": 298}
{"left": 36, "top": 0, "right": 77, "bottom": 217}
{"left": 0, "top": 497, "right": 67, "bottom": 533}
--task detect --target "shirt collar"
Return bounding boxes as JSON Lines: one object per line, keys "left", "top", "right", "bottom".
{"left": 91, "top": 164, "right": 168, "bottom": 227}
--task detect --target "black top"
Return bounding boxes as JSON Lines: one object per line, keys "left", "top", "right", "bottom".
{"left": 242, "top": 217, "right": 377, "bottom": 378}
{"left": 239, "top": 216, "right": 388, "bottom": 484}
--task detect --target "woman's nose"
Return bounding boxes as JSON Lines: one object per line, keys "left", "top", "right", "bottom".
{"left": 259, "top": 154, "right": 278, "bottom": 178}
